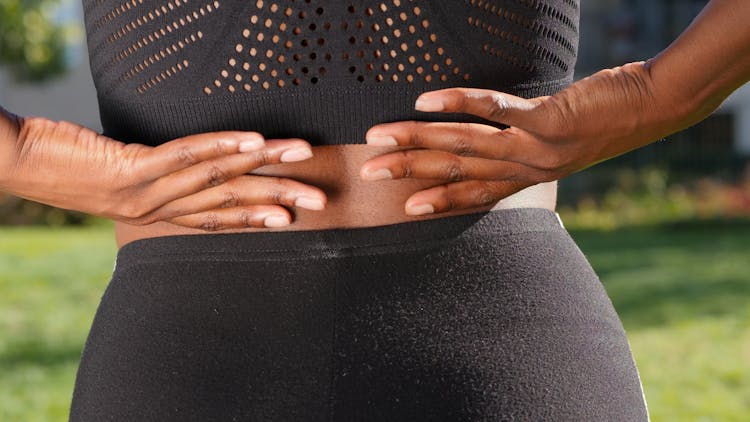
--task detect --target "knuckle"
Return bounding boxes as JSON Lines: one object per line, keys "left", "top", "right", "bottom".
{"left": 176, "top": 146, "right": 198, "bottom": 166}
{"left": 213, "top": 138, "right": 228, "bottom": 156}
{"left": 199, "top": 213, "right": 222, "bottom": 231}
{"left": 238, "top": 209, "right": 257, "bottom": 228}
{"left": 451, "top": 139, "right": 474, "bottom": 157}
{"left": 475, "top": 185, "right": 498, "bottom": 206}
{"left": 441, "top": 158, "right": 466, "bottom": 182}
{"left": 445, "top": 196, "right": 457, "bottom": 212}
{"left": 206, "top": 165, "right": 228, "bottom": 187}
{"left": 268, "top": 189, "right": 286, "bottom": 205}
{"left": 403, "top": 165, "right": 412, "bottom": 178}
{"left": 399, "top": 150, "right": 415, "bottom": 178}
{"left": 118, "top": 200, "right": 146, "bottom": 220}
{"left": 455, "top": 92, "right": 471, "bottom": 112}
{"left": 447, "top": 165, "right": 464, "bottom": 182}
{"left": 221, "top": 190, "right": 240, "bottom": 208}
{"left": 117, "top": 141, "right": 141, "bottom": 161}
{"left": 409, "top": 129, "right": 428, "bottom": 147}
{"left": 449, "top": 126, "right": 475, "bottom": 157}
{"left": 117, "top": 147, "right": 146, "bottom": 179}
{"left": 254, "top": 149, "right": 271, "bottom": 167}
{"left": 486, "top": 94, "right": 510, "bottom": 121}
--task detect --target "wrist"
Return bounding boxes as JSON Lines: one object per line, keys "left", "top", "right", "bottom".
{"left": 621, "top": 58, "right": 713, "bottom": 145}
{"left": 561, "top": 61, "right": 665, "bottom": 148}
{"left": 643, "top": 55, "right": 712, "bottom": 133}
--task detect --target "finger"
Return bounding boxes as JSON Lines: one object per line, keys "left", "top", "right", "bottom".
{"left": 366, "top": 121, "right": 514, "bottom": 159}
{"left": 403, "top": 180, "right": 533, "bottom": 216}
{"left": 414, "top": 87, "right": 545, "bottom": 128}
{"left": 366, "top": 122, "right": 565, "bottom": 172}
{"left": 136, "top": 131, "right": 268, "bottom": 181}
{"left": 143, "top": 174, "right": 326, "bottom": 223}
{"left": 165, "top": 205, "right": 293, "bottom": 231}
{"left": 359, "top": 148, "right": 543, "bottom": 182}
{"left": 136, "top": 139, "right": 314, "bottom": 214}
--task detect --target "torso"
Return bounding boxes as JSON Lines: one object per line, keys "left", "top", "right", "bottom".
{"left": 114, "top": 144, "right": 557, "bottom": 248}
{"left": 85, "top": 0, "right": 575, "bottom": 248}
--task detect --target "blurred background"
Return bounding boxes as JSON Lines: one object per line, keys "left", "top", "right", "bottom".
{"left": 1, "top": 0, "right": 748, "bottom": 420}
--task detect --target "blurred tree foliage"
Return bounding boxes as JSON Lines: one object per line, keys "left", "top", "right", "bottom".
{"left": 0, "top": 0, "right": 69, "bottom": 81}
{"left": 0, "top": 193, "right": 90, "bottom": 225}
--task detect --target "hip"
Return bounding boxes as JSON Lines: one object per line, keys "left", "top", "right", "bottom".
{"left": 73, "top": 208, "right": 648, "bottom": 421}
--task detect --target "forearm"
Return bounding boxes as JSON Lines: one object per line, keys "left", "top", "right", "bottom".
{"left": 357, "top": 0, "right": 750, "bottom": 212}
{"left": 539, "top": 0, "right": 750, "bottom": 168}
{"left": 647, "top": 0, "right": 750, "bottom": 126}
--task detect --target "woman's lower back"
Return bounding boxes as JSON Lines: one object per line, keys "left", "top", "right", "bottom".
{"left": 114, "top": 144, "right": 558, "bottom": 248}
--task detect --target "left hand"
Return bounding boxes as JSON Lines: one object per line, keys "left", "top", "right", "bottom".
{"left": 358, "top": 62, "right": 692, "bottom": 216}
{"left": 358, "top": 87, "right": 573, "bottom": 216}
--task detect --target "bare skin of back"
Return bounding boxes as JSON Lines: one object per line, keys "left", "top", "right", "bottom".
{"left": 114, "top": 144, "right": 557, "bottom": 248}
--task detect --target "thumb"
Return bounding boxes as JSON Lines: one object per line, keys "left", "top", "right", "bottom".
{"left": 414, "top": 87, "right": 546, "bottom": 130}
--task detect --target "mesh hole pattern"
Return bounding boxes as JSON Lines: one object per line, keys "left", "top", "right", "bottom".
{"left": 87, "top": 0, "right": 578, "bottom": 98}
{"left": 202, "top": 0, "right": 470, "bottom": 95}
{"left": 90, "top": 0, "right": 221, "bottom": 95}
{"left": 465, "top": 0, "right": 578, "bottom": 74}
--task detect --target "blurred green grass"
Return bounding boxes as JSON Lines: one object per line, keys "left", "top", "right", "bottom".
{"left": 571, "top": 220, "right": 750, "bottom": 421}
{"left": 1, "top": 220, "right": 749, "bottom": 421}
{"left": 0, "top": 224, "right": 117, "bottom": 421}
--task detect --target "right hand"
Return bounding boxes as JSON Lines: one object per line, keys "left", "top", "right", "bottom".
{"left": 0, "top": 111, "right": 327, "bottom": 230}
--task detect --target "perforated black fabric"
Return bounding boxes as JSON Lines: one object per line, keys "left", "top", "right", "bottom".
{"left": 82, "top": 0, "right": 580, "bottom": 146}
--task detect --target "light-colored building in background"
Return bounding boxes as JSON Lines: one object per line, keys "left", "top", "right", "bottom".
{"left": 0, "top": 53, "right": 101, "bottom": 133}
{"left": 723, "top": 86, "right": 750, "bottom": 155}
{"left": 578, "top": 0, "right": 750, "bottom": 156}
{"left": 0, "top": 0, "right": 100, "bottom": 132}
{"left": 1, "top": 0, "right": 748, "bottom": 155}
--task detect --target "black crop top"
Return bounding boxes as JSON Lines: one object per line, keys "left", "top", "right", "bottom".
{"left": 82, "top": 0, "right": 579, "bottom": 146}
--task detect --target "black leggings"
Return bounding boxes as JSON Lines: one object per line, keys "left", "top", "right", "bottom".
{"left": 69, "top": 208, "right": 649, "bottom": 421}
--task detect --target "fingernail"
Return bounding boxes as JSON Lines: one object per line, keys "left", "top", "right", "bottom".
{"left": 363, "top": 168, "right": 393, "bottom": 181}
{"left": 239, "top": 137, "right": 264, "bottom": 152}
{"left": 366, "top": 134, "right": 398, "bottom": 146}
{"left": 281, "top": 147, "right": 313, "bottom": 162}
{"left": 415, "top": 94, "right": 444, "bottom": 112}
{"left": 295, "top": 196, "right": 325, "bottom": 210}
{"left": 264, "top": 215, "right": 290, "bottom": 227}
{"left": 406, "top": 203, "right": 434, "bottom": 215}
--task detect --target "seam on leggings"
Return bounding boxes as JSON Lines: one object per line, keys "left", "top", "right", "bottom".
{"left": 112, "top": 227, "right": 560, "bottom": 274}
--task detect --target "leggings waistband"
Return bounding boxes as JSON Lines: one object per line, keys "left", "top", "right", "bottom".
{"left": 115, "top": 208, "right": 564, "bottom": 265}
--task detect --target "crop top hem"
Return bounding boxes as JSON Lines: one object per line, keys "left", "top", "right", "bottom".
{"left": 98, "top": 77, "right": 572, "bottom": 146}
